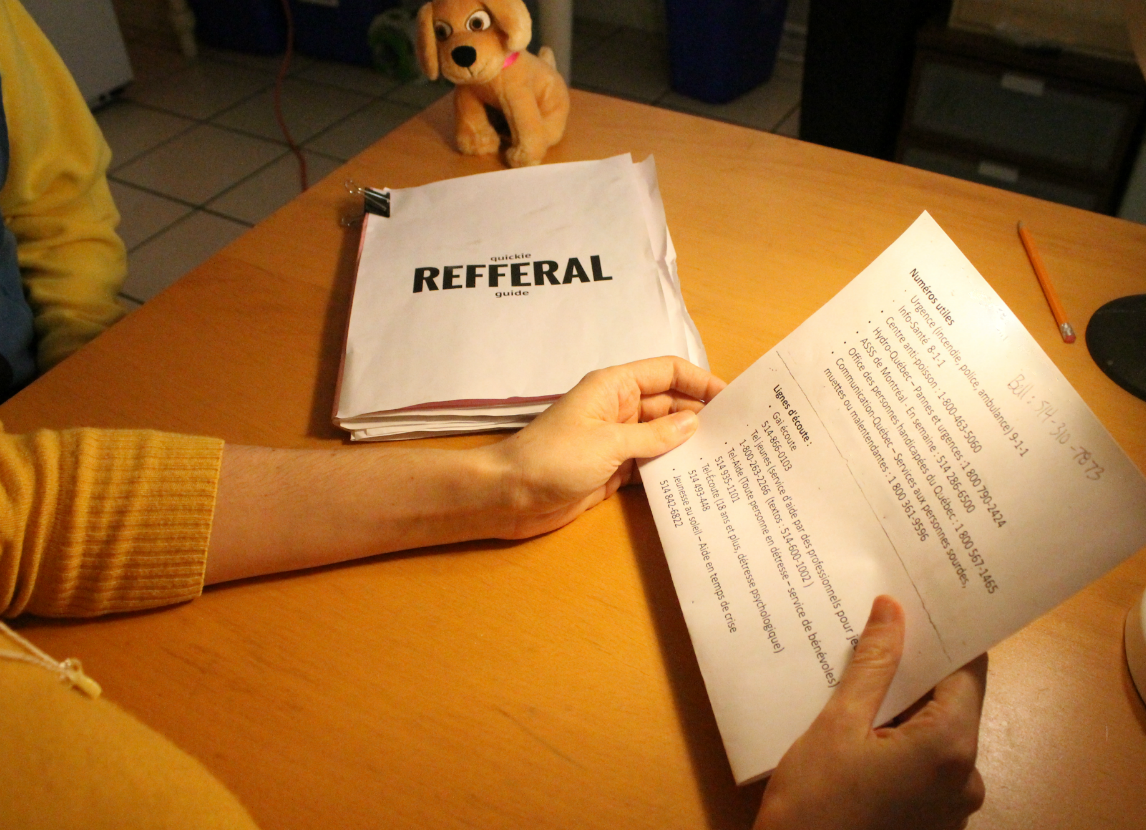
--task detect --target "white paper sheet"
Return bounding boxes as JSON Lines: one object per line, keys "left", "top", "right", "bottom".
{"left": 641, "top": 212, "right": 1146, "bottom": 784}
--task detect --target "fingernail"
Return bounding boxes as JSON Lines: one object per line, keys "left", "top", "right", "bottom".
{"left": 675, "top": 410, "right": 698, "bottom": 434}
{"left": 869, "top": 595, "right": 897, "bottom": 625}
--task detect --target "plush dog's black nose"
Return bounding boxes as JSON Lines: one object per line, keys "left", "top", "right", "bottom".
{"left": 451, "top": 45, "right": 477, "bottom": 68}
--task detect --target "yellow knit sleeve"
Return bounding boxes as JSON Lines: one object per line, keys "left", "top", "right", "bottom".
{"left": 0, "top": 428, "right": 224, "bottom": 617}
{"left": 0, "top": 0, "right": 127, "bottom": 371}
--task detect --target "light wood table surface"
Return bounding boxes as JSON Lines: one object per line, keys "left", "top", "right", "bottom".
{"left": 5, "top": 90, "right": 1146, "bottom": 829}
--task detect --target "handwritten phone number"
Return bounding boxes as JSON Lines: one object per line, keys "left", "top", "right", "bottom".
{"left": 1006, "top": 374, "right": 1104, "bottom": 480}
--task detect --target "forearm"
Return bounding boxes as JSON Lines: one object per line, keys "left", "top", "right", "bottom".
{"left": 205, "top": 357, "right": 722, "bottom": 583}
{"left": 0, "top": 358, "right": 717, "bottom": 611}
{"left": 204, "top": 443, "right": 515, "bottom": 584}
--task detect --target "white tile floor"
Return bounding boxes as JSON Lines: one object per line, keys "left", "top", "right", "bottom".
{"left": 101, "top": 11, "right": 803, "bottom": 308}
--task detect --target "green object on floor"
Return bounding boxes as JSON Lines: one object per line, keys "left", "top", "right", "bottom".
{"left": 369, "top": 8, "right": 420, "bottom": 81}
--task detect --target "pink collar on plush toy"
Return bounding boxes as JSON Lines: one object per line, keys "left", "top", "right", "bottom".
{"left": 503, "top": 51, "right": 520, "bottom": 69}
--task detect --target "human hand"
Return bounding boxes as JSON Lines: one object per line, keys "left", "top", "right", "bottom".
{"left": 488, "top": 356, "right": 725, "bottom": 539}
{"left": 755, "top": 596, "right": 987, "bottom": 830}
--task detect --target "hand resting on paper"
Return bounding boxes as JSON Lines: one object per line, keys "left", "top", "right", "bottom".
{"left": 205, "top": 356, "right": 724, "bottom": 584}
{"left": 755, "top": 596, "right": 988, "bottom": 830}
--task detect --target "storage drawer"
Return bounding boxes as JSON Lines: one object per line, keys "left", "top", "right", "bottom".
{"left": 901, "top": 144, "right": 1101, "bottom": 210}
{"left": 908, "top": 59, "right": 1131, "bottom": 174}
{"left": 948, "top": 0, "right": 1134, "bottom": 63}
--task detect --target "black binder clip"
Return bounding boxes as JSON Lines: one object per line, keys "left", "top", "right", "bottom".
{"left": 341, "top": 180, "right": 391, "bottom": 227}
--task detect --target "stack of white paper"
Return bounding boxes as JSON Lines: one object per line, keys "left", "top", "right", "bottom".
{"left": 334, "top": 154, "right": 707, "bottom": 441}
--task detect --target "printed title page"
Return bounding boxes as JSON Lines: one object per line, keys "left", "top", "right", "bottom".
{"left": 337, "top": 155, "right": 703, "bottom": 423}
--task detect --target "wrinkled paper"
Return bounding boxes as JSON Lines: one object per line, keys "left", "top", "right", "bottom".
{"left": 336, "top": 154, "right": 706, "bottom": 441}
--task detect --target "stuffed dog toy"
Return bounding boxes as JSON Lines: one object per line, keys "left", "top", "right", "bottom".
{"left": 416, "top": 0, "right": 570, "bottom": 167}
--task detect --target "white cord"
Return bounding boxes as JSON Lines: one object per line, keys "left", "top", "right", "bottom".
{"left": 0, "top": 621, "right": 101, "bottom": 698}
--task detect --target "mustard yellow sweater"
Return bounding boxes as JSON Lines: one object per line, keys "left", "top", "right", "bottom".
{"left": 1, "top": 624, "right": 260, "bottom": 830}
{"left": 0, "top": 0, "right": 127, "bottom": 372}
{"left": 0, "top": 6, "right": 257, "bottom": 823}
{"left": 0, "top": 426, "right": 265, "bottom": 827}
{"left": 0, "top": 427, "right": 223, "bottom": 617}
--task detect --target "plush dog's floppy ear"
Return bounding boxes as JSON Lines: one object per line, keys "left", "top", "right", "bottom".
{"left": 415, "top": 2, "right": 439, "bottom": 81}
{"left": 485, "top": 0, "right": 532, "bottom": 53}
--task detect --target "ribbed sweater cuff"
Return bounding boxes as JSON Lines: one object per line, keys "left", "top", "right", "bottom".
{"left": 29, "top": 430, "right": 224, "bottom": 617}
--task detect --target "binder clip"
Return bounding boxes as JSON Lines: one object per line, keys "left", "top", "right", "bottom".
{"left": 341, "top": 179, "right": 391, "bottom": 227}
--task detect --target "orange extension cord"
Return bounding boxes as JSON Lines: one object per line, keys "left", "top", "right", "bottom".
{"left": 275, "top": 0, "right": 308, "bottom": 192}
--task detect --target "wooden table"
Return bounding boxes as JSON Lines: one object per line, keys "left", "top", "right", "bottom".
{"left": 4, "top": 90, "right": 1145, "bottom": 829}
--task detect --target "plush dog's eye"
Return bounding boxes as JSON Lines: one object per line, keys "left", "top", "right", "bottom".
{"left": 465, "top": 10, "right": 491, "bottom": 32}
{"left": 433, "top": 20, "right": 452, "bottom": 41}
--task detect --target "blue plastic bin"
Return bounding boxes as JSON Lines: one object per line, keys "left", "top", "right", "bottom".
{"left": 187, "top": 0, "right": 287, "bottom": 55}
{"left": 290, "top": 0, "right": 397, "bottom": 66}
{"left": 665, "top": 0, "right": 789, "bottom": 104}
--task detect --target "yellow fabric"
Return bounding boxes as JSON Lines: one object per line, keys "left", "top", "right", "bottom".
{"left": 0, "top": 0, "right": 127, "bottom": 372}
{"left": 0, "top": 427, "right": 224, "bottom": 617}
{"left": 0, "top": 625, "right": 260, "bottom": 829}
{"left": 0, "top": 428, "right": 248, "bottom": 825}
{"left": 0, "top": 7, "right": 258, "bottom": 819}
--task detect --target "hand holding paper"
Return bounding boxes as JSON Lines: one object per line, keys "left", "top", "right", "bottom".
{"left": 756, "top": 596, "right": 988, "bottom": 830}
{"left": 492, "top": 356, "right": 726, "bottom": 539}
{"left": 641, "top": 212, "right": 1146, "bottom": 782}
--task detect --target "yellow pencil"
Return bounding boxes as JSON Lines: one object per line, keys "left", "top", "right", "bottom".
{"left": 1017, "top": 221, "right": 1075, "bottom": 343}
